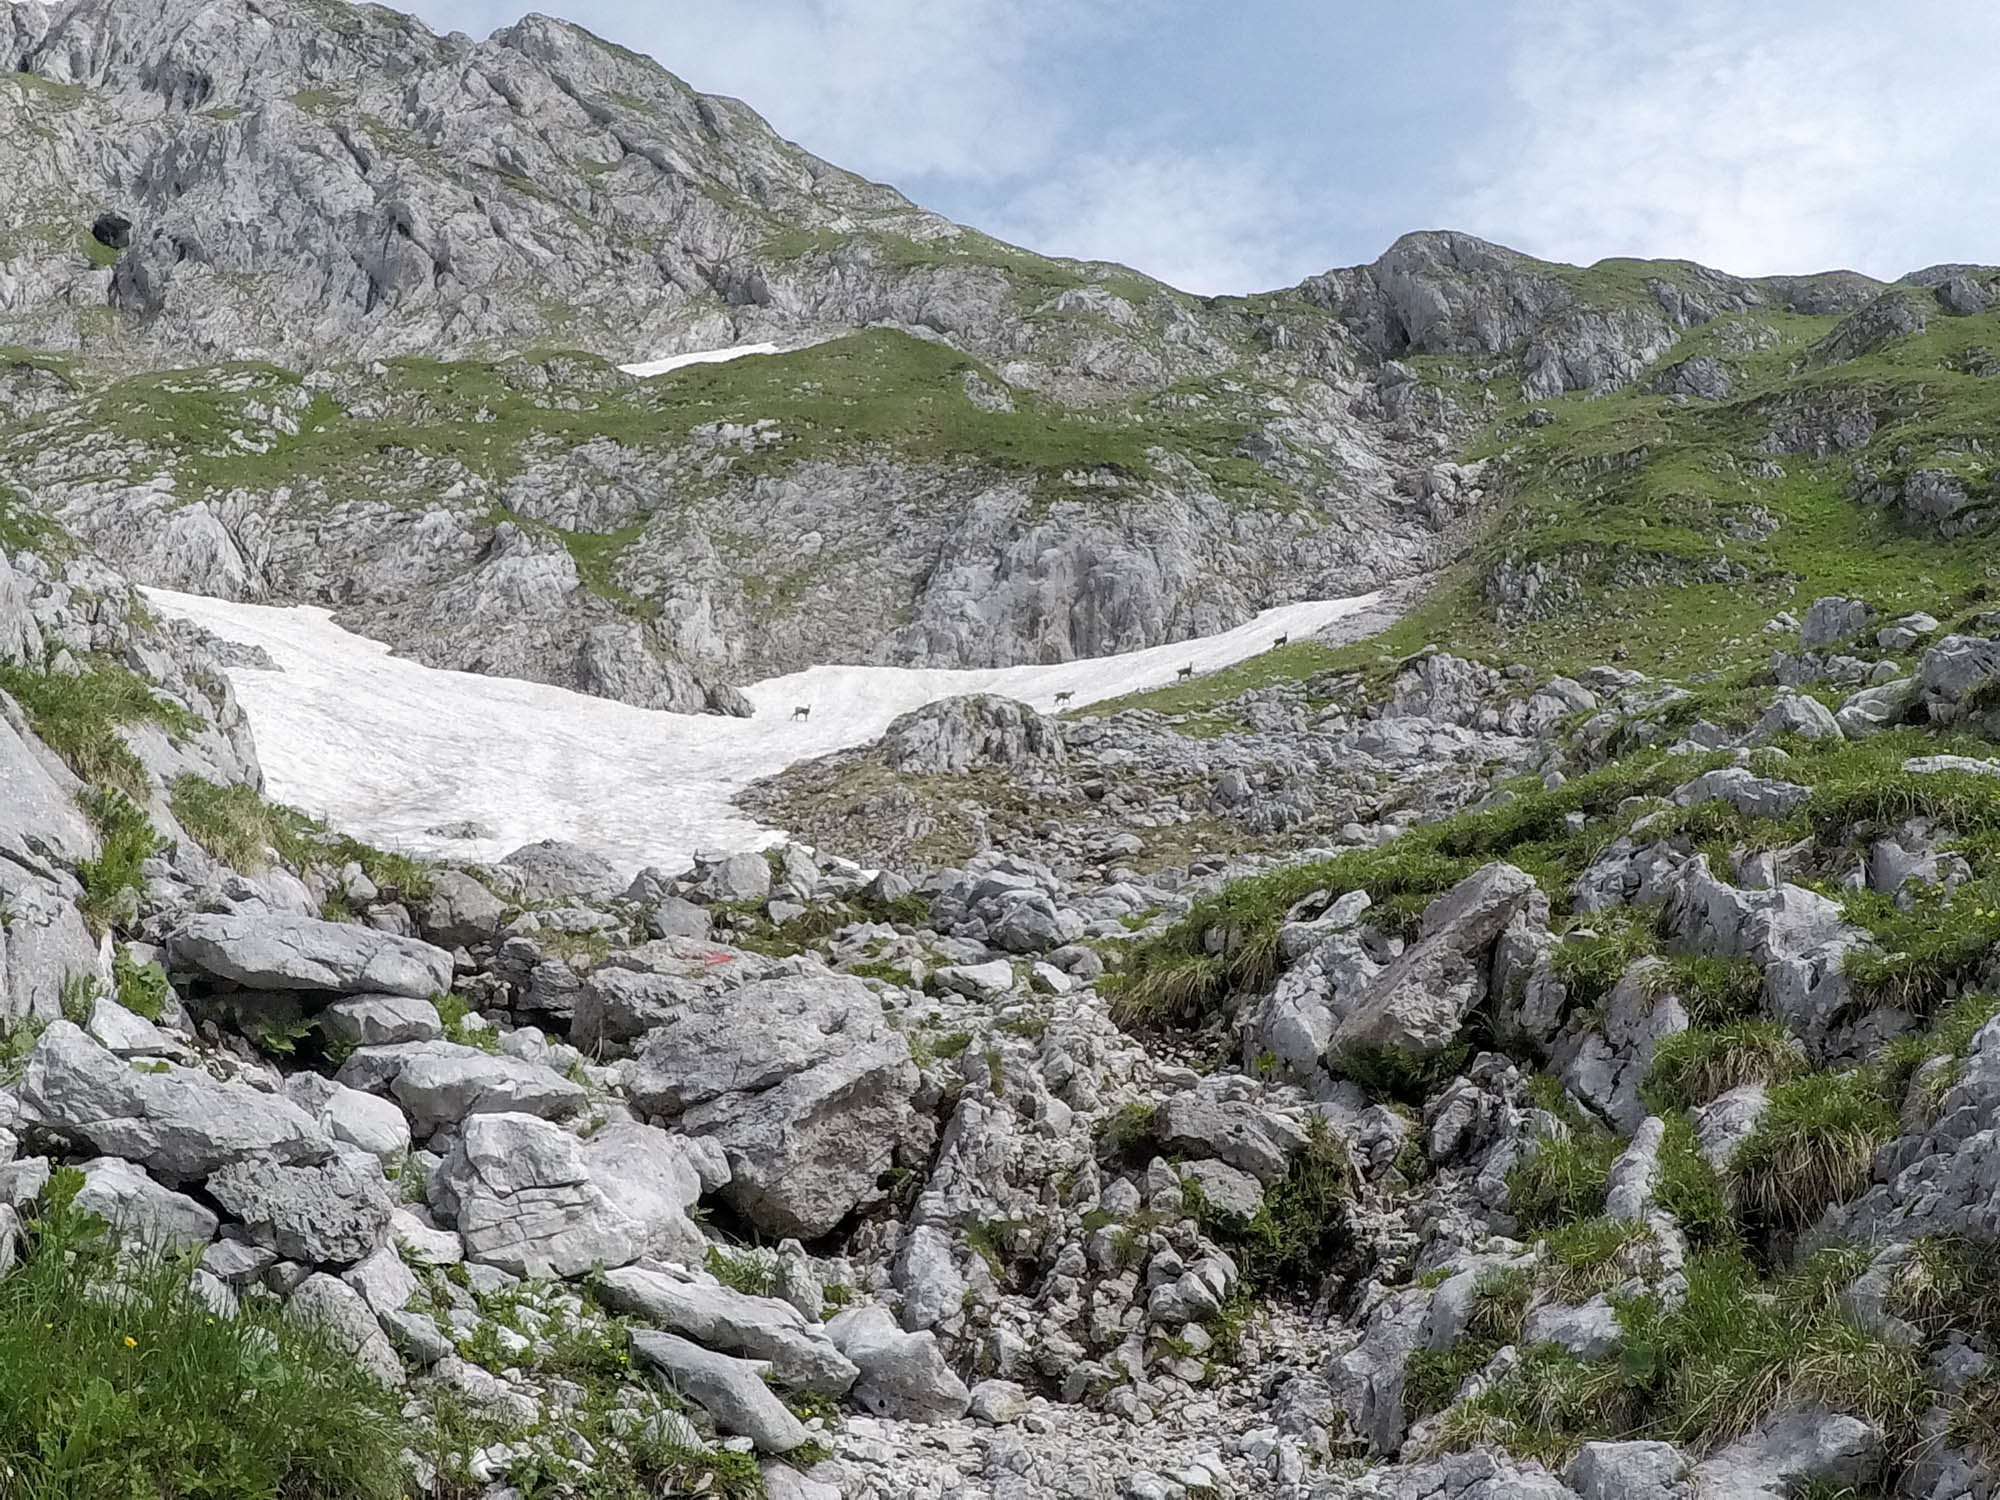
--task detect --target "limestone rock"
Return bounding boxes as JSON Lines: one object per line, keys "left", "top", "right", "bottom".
{"left": 166, "top": 912, "right": 452, "bottom": 999}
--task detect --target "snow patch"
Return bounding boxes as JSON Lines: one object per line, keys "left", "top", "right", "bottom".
{"left": 618, "top": 343, "right": 787, "bottom": 379}
{"left": 143, "top": 588, "right": 1380, "bottom": 875}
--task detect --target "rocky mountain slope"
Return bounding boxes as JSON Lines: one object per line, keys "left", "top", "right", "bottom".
{"left": 5, "top": 1, "right": 2000, "bottom": 1499}
{"left": 0, "top": 0, "right": 1894, "bottom": 712}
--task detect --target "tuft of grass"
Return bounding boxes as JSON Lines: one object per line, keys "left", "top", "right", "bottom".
{"left": 1642, "top": 1021, "right": 1803, "bottom": 1112}
{"left": 1881, "top": 991, "right": 2000, "bottom": 1112}
{"left": 1506, "top": 1115, "right": 1621, "bottom": 1231}
{"left": 1725, "top": 1070, "right": 1899, "bottom": 1238}
{"left": 168, "top": 776, "right": 277, "bottom": 871}
{"left": 704, "top": 1246, "right": 778, "bottom": 1300}
{"left": 1541, "top": 1217, "right": 1652, "bottom": 1302}
{"left": 1648, "top": 954, "right": 1767, "bottom": 1027}
{"left": 76, "top": 790, "right": 161, "bottom": 934}
{"left": 0, "top": 1168, "right": 406, "bottom": 1498}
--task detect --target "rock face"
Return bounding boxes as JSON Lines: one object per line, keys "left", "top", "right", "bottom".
{"left": 166, "top": 913, "right": 452, "bottom": 999}
{"left": 622, "top": 972, "right": 919, "bottom": 1238}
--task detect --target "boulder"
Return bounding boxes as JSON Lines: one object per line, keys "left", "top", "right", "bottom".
{"left": 687, "top": 852, "right": 772, "bottom": 905}
{"left": 319, "top": 994, "right": 443, "bottom": 1047}
{"left": 578, "top": 1121, "right": 720, "bottom": 1266}
{"left": 1671, "top": 768, "right": 1809, "bottom": 822}
{"left": 337, "top": 1040, "right": 586, "bottom": 1137}
{"left": 166, "top": 913, "right": 451, "bottom": 999}
{"left": 1689, "top": 1405, "right": 1882, "bottom": 1499}
{"left": 1742, "top": 691, "right": 1841, "bottom": 745}
{"left": 1570, "top": 1441, "right": 1693, "bottom": 1500}
{"left": 73, "top": 1156, "right": 217, "bottom": 1250}
{"left": 284, "top": 1074, "right": 411, "bottom": 1166}
{"left": 596, "top": 1265, "right": 857, "bottom": 1395}
{"left": 1834, "top": 678, "right": 1919, "bottom": 738}
{"left": 1329, "top": 863, "right": 1542, "bottom": 1063}
{"left": 1916, "top": 634, "right": 2000, "bottom": 718}
{"left": 420, "top": 869, "right": 506, "bottom": 948}
{"left": 629, "top": 1330, "right": 810, "bottom": 1453}
{"left": 497, "top": 840, "right": 623, "bottom": 902}
{"left": 824, "top": 1303, "right": 971, "bottom": 1422}
{"left": 207, "top": 1152, "right": 395, "bottom": 1265}
{"left": 287, "top": 1272, "right": 404, "bottom": 1387}
{"left": 646, "top": 897, "right": 710, "bottom": 941}
{"left": 20, "top": 1022, "right": 327, "bottom": 1182}
{"left": 878, "top": 695, "right": 1065, "bottom": 776}
{"left": 622, "top": 973, "right": 917, "bottom": 1239}
{"left": 429, "top": 1112, "right": 642, "bottom": 1278}
{"left": 1798, "top": 597, "right": 1868, "bottom": 650}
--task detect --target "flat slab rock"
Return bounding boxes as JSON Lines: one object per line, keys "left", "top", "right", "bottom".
{"left": 167, "top": 912, "right": 452, "bottom": 999}
{"left": 20, "top": 1020, "right": 328, "bottom": 1183}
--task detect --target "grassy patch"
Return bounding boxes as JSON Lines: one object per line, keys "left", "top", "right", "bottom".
{"left": 1433, "top": 1249, "right": 1926, "bottom": 1467}
{"left": 0, "top": 1169, "right": 405, "bottom": 1498}
{"left": 1642, "top": 1021, "right": 1803, "bottom": 1111}
{"left": 76, "top": 790, "right": 161, "bottom": 934}
{"left": 1725, "top": 1069, "right": 1898, "bottom": 1238}
{"left": 0, "top": 659, "right": 198, "bottom": 800}
{"left": 1187, "top": 1117, "right": 1355, "bottom": 1299}
{"left": 168, "top": 776, "right": 276, "bottom": 870}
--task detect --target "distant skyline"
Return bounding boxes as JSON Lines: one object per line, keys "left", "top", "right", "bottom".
{"left": 409, "top": 0, "right": 2000, "bottom": 296}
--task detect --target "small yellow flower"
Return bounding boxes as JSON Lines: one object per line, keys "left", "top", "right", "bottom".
{"left": 122, "top": 1336, "right": 137, "bottom": 1348}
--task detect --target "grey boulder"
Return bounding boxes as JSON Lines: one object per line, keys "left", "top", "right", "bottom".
{"left": 597, "top": 1264, "right": 857, "bottom": 1395}
{"left": 629, "top": 1330, "right": 810, "bottom": 1453}
{"left": 20, "top": 1021, "right": 327, "bottom": 1182}
{"left": 167, "top": 913, "right": 451, "bottom": 999}
{"left": 623, "top": 972, "right": 918, "bottom": 1239}
{"left": 318, "top": 994, "right": 443, "bottom": 1047}
{"left": 825, "top": 1303, "right": 970, "bottom": 1422}
{"left": 337, "top": 1040, "right": 586, "bottom": 1136}
{"left": 429, "top": 1111, "right": 642, "bottom": 1278}
{"left": 1329, "top": 863, "right": 1542, "bottom": 1063}
{"left": 207, "top": 1151, "right": 395, "bottom": 1266}
{"left": 74, "top": 1156, "right": 217, "bottom": 1251}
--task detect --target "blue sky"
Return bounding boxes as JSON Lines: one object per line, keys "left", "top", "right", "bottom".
{"left": 408, "top": 0, "right": 2000, "bottom": 295}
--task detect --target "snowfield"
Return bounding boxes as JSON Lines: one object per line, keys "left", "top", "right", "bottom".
{"left": 144, "top": 589, "right": 1381, "bottom": 874}
{"left": 617, "top": 342, "right": 789, "bottom": 379}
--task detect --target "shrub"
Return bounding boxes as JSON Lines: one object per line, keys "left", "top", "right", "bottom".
{"left": 1642, "top": 1021, "right": 1803, "bottom": 1111}
{"left": 0, "top": 1170, "right": 406, "bottom": 1498}
{"left": 111, "top": 946, "right": 169, "bottom": 1022}
{"left": 1726, "top": 1070, "right": 1899, "bottom": 1236}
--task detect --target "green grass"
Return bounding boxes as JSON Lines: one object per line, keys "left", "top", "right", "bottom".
{"left": 1186, "top": 1117, "right": 1355, "bottom": 1298}
{"left": 1108, "top": 751, "right": 1709, "bottom": 1034}
{"left": 1642, "top": 1021, "right": 1803, "bottom": 1111}
{"left": 111, "top": 946, "right": 168, "bottom": 1022}
{"left": 0, "top": 1169, "right": 405, "bottom": 1498}
{"left": 169, "top": 776, "right": 278, "bottom": 870}
{"left": 0, "top": 659, "right": 198, "bottom": 800}
{"left": 703, "top": 1246, "right": 778, "bottom": 1299}
{"left": 1432, "top": 1249, "right": 1926, "bottom": 1467}
{"left": 77, "top": 789, "right": 161, "bottom": 934}
{"left": 1725, "top": 1070, "right": 1899, "bottom": 1238}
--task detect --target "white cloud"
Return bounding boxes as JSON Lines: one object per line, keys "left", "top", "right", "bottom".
{"left": 1461, "top": 0, "right": 2000, "bottom": 278}
{"left": 984, "top": 147, "right": 1319, "bottom": 296}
